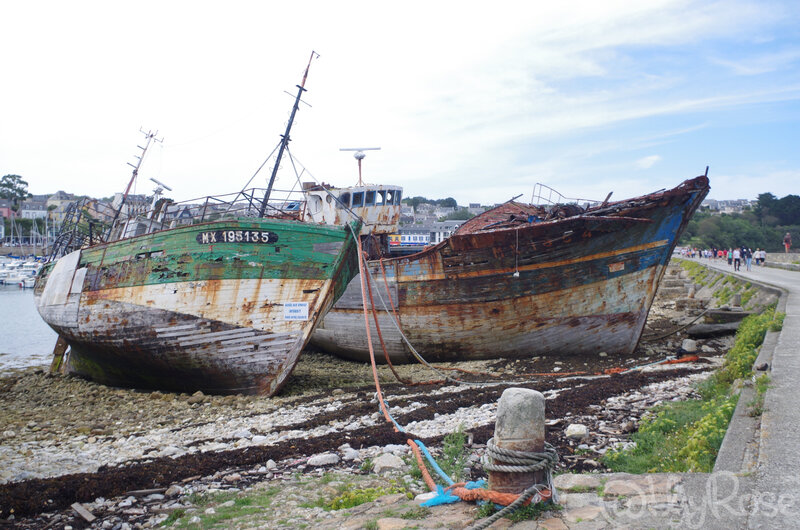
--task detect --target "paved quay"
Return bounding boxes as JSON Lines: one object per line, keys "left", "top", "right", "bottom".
{"left": 682, "top": 257, "right": 800, "bottom": 529}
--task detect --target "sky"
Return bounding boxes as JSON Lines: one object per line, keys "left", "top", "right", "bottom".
{"left": 2, "top": 0, "right": 799, "bottom": 207}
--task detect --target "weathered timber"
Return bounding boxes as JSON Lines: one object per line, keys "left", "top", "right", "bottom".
{"left": 34, "top": 218, "right": 361, "bottom": 395}
{"left": 703, "top": 309, "right": 753, "bottom": 324}
{"left": 686, "top": 321, "right": 741, "bottom": 338}
{"left": 312, "top": 175, "right": 709, "bottom": 363}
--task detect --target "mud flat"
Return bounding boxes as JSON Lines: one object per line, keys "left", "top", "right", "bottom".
{"left": 0, "top": 262, "right": 746, "bottom": 528}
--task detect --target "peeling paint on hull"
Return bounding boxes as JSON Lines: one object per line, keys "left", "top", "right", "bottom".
{"left": 34, "top": 218, "right": 360, "bottom": 395}
{"left": 311, "top": 176, "right": 709, "bottom": 363}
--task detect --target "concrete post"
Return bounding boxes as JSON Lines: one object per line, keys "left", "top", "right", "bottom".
{"left": 731, "top": 293, "right": 742, "bottom": 307}
{"left": 488, "top": 388, "right": 545, "bottom": 494}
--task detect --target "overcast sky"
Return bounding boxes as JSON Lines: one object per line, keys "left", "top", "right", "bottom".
{"left": 2, "top": 0, "right": 799, "bottom": 206}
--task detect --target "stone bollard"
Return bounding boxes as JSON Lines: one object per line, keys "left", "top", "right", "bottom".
{"left": 731, "top": 293, "right": 742, "bottom": 307}
{"left": 488, "top": 388, "right": 545, "bottom": 494}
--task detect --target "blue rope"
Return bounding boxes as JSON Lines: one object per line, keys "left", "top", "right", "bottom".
{"left": 377, "top": 395, "right": 406, "bottom": 433}
{"left": 414, "top": 439, "right": 454, "bottom": 486}
{"left": 421, "top": 480, "right": 488, "bottom": 507}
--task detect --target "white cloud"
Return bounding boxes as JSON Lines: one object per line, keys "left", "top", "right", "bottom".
{"left": 636, "top": 156, "right": 663, "bottom": 169}
{"left": 1, "top": 0, "right": 799, "bottom": 206}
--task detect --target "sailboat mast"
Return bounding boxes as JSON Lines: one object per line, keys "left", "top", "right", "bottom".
{"left": 259, "top": 51, "right": 318, "bottom": 217}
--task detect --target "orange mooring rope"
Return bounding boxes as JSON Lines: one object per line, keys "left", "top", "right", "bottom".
{"left": 352, "top": 234, "right": 439, "bottom": 491}
{"left": 363, "top": 258, "right": 444, "bottom": 386}
{"left": 353, "top": 233, "right": 553, "bottom": 510}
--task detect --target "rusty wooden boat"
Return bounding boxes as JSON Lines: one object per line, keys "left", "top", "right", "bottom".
{"left": 310, "top": 172, "right": 710, "bottom": 363}
{"left": 34, "top": 52, "right": 363, "bottom": 395}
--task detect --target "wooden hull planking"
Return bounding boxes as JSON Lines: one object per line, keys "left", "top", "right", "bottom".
{"left": 35, "top": 218, "right": 360, "bottom": 395}
{"left": 311, "top": 176, "right": 709, "bottom": 363}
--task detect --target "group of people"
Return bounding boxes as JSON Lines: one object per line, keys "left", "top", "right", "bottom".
{"left": 680, "top": 246, "right": 767, "bottom": 271}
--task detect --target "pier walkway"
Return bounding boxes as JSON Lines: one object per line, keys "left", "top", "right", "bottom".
{"left": 690, "top": 257, "right": 800, "bottom": 528}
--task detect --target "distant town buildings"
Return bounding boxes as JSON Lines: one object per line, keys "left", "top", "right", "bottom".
{"left": 701, "top": 198, "right": 753, "bottom": 214}
{"left": 0, "top": 199, "right": 15, "bottom": 220}
{"left": 4, "top": 183, "right": 762, "bottom": 252}
{"left": 19, "top": 200, "right": 48, "bottom": 219}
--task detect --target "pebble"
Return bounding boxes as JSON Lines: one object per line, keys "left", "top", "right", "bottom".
{"left": 565, "top": 424, "right": 588, "bottom": 440}
{"left": 308, "top": 453, "right": 340, "bottom": 466}
{"left": 373, "top": 453, "right": 405, "bottom": 474}
{"left": 342, "top": 448, "right": 361, "bottom": 461}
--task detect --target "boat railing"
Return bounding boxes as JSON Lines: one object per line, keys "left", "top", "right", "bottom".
{"left": 530, "top": 183, "right": 600, "bottom": 208}
{"left": 48, "top": 187, "right": 307, "bottom": 261}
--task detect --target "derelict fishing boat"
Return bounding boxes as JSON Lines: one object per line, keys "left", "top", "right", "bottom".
{"left": 310, "top": 172, "right": 710, "bottom": 363}
{"left": 34, "top": 52, "right": 362, "bottom": 395}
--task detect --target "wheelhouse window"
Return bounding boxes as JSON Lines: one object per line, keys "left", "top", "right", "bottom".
{"left": 352, "top": 192, "right": 364, "bottom": 207}
{"left": 376, "top": 190, "right": 386, "bottom": 205}
{"left": 365, "top": 191, "right": 376, "bottom": 206}
{"left": 338, "top": 192, "right": 350, "bottom": 209}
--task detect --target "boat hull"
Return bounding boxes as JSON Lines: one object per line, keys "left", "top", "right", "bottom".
{"left": 35, "top": 218, "right": 359, "bottom": 395}
{"left": 311, "top": 176, "right": 709, "bottom": 363}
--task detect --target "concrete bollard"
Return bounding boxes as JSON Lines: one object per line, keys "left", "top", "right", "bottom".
{"left": 488, "top": 388, "right": 545, "bottom": 494}
{"left": 731, "top": 293, "right": 742, "bottom": 307}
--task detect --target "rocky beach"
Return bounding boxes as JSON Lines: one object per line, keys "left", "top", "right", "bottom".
{"left": 0, "top": 264, "right": 749, "bottom": 528}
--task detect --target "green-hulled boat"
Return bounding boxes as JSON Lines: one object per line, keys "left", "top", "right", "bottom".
{"left": 34, "top": 52, "right": 362, "bottom": 395}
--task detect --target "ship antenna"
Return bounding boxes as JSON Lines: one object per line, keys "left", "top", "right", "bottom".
{"left": 259, "top": 51, "right": 319, "bottom": 217}
{"left": 339, "top": 147, "right": 381, "bottom": 186}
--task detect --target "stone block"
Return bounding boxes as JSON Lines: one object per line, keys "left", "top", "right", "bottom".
{"left": 553, "top": 473, "right": 601, "bottom": 491}
{"left": 563, "top": 504, "right": 606, "bottom": 523}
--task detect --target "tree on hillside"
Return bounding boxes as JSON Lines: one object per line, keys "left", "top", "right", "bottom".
{"left": 435, "top": 197, "right": 458, "bottom": 208}
{"left": 754, "top": 192, "right": 779, "bottom": 225}
{"left": 402, "top": 196, "right": 429, "bottom": 211}
{"left": 753, "top": 192, "right": 800, "bottom": 227}
{"left": 0, "top": 174, "right": 32, "bottom": 210}
{"left": 774, "top": 195, "right": 800, "bottom": 225}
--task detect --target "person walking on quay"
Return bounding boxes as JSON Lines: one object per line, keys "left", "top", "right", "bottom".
{"left": 785, "top": 232, "right": 792, "bottom": 253}
{"left": 727, "top": 248, "right": 733, "bottom": 268}
{"left": 745, "top": 247, "right": 753, "bottom": 271}
{"left": 733, "top": 247, "right": 741, "bottom": 271}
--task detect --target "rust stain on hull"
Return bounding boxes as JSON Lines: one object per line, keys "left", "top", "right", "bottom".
{"left": 34, "top": 218, "right": 361, "bottom": 396}
{"left": 312, "top": 175, "right": 709, "bottom": 364}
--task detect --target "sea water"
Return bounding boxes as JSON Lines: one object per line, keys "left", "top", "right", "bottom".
{"left": 0, "top": 285, "right": 58, "bottom": 373}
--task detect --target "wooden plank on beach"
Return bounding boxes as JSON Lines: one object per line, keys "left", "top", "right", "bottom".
{"left": 71, "top": 502, "right": 96, "bottom": 522}
{"left": 123, "top": 487, "right": 167, "bottom": 497}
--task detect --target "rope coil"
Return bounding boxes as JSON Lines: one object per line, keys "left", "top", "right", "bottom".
{"left": 481, "top": 438, "right": 559, "bottom": 474}
{"left": 466, "top": 439, "right": 559, "bottom": 530}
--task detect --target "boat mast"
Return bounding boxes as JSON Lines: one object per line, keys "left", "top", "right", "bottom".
{"left": 259, "top": 51, "right": 319, "bottom": 217}
{"left": 109, "top": 129, "right": 161, "bottom": 232}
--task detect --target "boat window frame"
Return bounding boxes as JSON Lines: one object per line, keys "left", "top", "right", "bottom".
{"left": 376, "top": 190, "right": 386, "bottom": 205}
{"left": 352, "top": 191, "right": 364, "bottom": 208}
{"left": 365, "top": 190, "right": 376, "bottom": 206}
{"left": 338, "top": 192, "right": 350, "bottom": 209}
